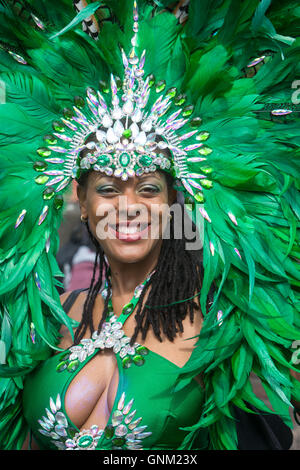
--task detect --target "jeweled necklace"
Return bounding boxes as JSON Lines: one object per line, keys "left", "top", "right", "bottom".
{"left": 57, "top": 270, "right": 155, "bottom": 373}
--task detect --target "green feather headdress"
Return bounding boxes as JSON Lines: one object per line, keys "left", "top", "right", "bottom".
{"left": 0, "top": 0, "right": 299, "bottom": 450}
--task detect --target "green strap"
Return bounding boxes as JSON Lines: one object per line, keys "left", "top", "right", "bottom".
{"left": 144, "top": 290, "right": 202, "bottom": 309}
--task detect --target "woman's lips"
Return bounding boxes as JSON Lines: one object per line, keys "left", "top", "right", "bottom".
{"left": 107, "top": 223, "right": 151, "bottom": 242}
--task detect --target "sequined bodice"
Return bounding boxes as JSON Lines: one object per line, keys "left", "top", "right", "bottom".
{"left": 22, "top": 278, "right": 206, "bottom": 450}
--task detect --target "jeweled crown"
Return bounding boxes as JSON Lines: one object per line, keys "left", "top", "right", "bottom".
{"left": 34, "top": 1, "right": 213, "bottom": 202}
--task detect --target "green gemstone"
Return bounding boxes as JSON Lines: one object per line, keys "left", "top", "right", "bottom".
{"left": 56, "top": 361, "right": 68, "bottom": 373}
{"left": 112, "top": 437, "right": 125, "bottom": 447}
{"left": 33, "top": 160, "right": 48, "bottom": 172}
{"left": 166, "top": 87, "right": 177, "bottom": 98}
{"left": 37, "top": 147, "right": 51, "bottom": 157}
{"left": 104, "top": 425, "right": 114, "bottom": 439}
{"left": 184, "top": 196, "right": 195, "bottom": 208}
{"left": 35, "top": 175, "right": 49, "bottom": 185}
{"left": 155, "top": 80, "right": 166, "bottom": 93}
{"left": 122, "top": 129, "right": 132, "bottom": 139}
{"left": 54, "top": 195, "right": 64, "bottom": 210}
{"left": 99, "top": 80, "right": 109, "bottom": 93}
{"left": 74, "top": 96, "right": 85, "bottom": 108}
{"left": 115, "top": 76, "right": 122, "bottom": 90}
{"left": 61, "top": 352, "right": 70, "bottom": 361}
{"left": 133, "top": 354, "right": 145, "bottom": 366}
{"left": 196, "top": 131, "right": 210, "bottom": 141}
{"left": 123, "top": 302, "right": 134, "bottom": 315}
{"left": 97, "top": 155, "right": 111, "bottom": 166}
{"left": 136, "top": 345, "right": 149, "bottom": 356}
{"left": 139, "top": 155, "right": 152, "bottom": 167}
{"left": 43, "top": 187, "right": 55, "bottom": 200}
{"left": 78, "top": 434, "right": 94, "bottom": 448}
{"left": 63, "top": 107, "right": 74, "bottom": 119}
{"left": 190, "top": 117, "right": 202, "bottom": 128}
{"left": 182, "top": 105, "right": 194, "bottom": 117}
{"left": 174, "top": 94, "right": 186, "bottom": 106}
{"left": 119, "top": 153, "right": 131, "bottom": 167}
{"left": 194, "top": 192, "right": 205, "bottom": 203}
{"left": 201, "top": 179, "right": 213, "bottom": 189}
{"left": 122, "top": 357, "right": 132, "bottom": 369}
{"left": 147, "top": 74, "right": 155, "bottom": 87}
{"left": 43, "top": 134, "right": 57, "bottom": 145}
{"left": 52, "top": 121, "right": 65, "bottom": 133}
{"left": 198, "top": 146, "right": 212, "bottom": 155}
{"left": 68, "top": 427, "right": 77, "bottom": 439}
{"left": 201, "top": 166, "right": 213, "bottom": 174}
{"left": 67, "top": 359, "right": 79, "bottom": 372}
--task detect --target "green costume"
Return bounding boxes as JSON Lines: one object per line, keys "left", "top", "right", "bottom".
{"left": 0, "top": 0, "right": 299, "bottom": 450}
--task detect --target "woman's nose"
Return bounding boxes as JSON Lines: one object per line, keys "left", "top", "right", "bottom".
{"left": 117, "top": 190, "right": 144, "bottom": 219}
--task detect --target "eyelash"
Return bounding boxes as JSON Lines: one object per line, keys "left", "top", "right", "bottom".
{"left": 97, "top": 186, "right": 160, "bottom": 194}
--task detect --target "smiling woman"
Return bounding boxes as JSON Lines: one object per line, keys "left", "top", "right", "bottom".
{"left": 22, "top": 167, "right": 207, "bottom": 450}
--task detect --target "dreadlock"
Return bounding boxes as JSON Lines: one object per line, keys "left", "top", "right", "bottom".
{"left": 74, "top": 170, "right": 207, "bottom": 346}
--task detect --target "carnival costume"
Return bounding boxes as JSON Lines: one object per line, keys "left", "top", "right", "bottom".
{"left": 0, "top": 0, "right": 299, "bottom": 450}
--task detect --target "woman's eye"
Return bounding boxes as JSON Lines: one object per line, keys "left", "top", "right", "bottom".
{"left": 140, "top": 186, "right": 160, "bottom": 193}
{"left": 96, "top": 186, "right": 118, "bottom": 194}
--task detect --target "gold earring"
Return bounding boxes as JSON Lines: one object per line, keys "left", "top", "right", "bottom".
{"left": 81, "top": 215, "right": 88, "bottom": 223}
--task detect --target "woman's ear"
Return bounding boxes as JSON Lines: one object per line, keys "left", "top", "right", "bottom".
{"left": 77, "top": 183, "right": 88, "bottom": 220}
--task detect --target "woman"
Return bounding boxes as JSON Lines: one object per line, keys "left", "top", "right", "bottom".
{"left": 22, "top": 168, "right": 209, "bottom": 450}
{"left": 0, "top": 0, "right": 299, "bottom": 450}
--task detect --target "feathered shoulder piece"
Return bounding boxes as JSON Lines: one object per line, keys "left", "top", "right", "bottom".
{"left": 0, "top": 0, "right": 299, "bottom": 450}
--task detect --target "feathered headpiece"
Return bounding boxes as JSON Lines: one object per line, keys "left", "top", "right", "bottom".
{"left": 0, "top": 0, "right": 299, "bottom": 450}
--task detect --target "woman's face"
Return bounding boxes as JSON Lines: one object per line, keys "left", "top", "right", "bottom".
{"left": 77, "top": 170, "right": 177, "bottom": 265}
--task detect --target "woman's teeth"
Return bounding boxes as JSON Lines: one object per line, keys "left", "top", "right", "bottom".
{"left": 117, "top": 224, "right": 148, "bottom": 234}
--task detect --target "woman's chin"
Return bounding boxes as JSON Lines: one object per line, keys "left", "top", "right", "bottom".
{"left": 103, "top": 238, "right": 162, "bottom": 265}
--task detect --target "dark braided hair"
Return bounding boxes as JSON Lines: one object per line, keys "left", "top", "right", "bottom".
{"left": 74, "top": 170, "right": 205, "bottom": 346}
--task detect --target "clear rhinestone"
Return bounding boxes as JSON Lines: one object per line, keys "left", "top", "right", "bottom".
{"left": 111, "top": 322, "right": 122, "bottom": 330}
{"left": 112, "top": 410, "right": 124, "bottom": 426}
{"left": 113, "top": 120, "right": 124, "bottom": 137}
{"left": 113, "top": 341, "right": 121, "bottom": 353}
{"left": 118, "top": 392, "right": 126, "bottom": 411}
{"left": 54, "top": 425, "right": 68, "bottom": 437}
{"left": 119, "top": 346, "right": 129, "bottom": 358}
{"left": 131, "top": 109, "right": 143, "bottom": 122}
{"left": 106, "top": 127, "right": 119, "bottom": 144}
{"left": 124, "top": 409, "right": 136, "bottom": 424}
{"left": 113, "top": 330, "right": 124, "bottom": 340}
{"left": 115, "top": 425, "right": 128, "bottom": 437}
{"left": 127, "top": 346, "right": 136, "bottom": 356}
{"left": 123, "top": 100, "right": 134, "bottom": 115}
{"left": 102, "top": 114, "right": 113, "bottom": 128}
{"left": 38, "top": 429, "right": 51, "bottom": 437}
{"left": 78, "top": 349, "right": 87, "bottom": 362}
{"left": 112, "top": 107, "right": 123, "bottom": 120}
{"left": 55, "top": 412, "right": 68, "bottom": 427}
{"left": 49, "top": 397, "right": 57, "bottom": 414}
{"left": 123, "top": 399, "right": 134, "bottom": 415}
{"left": 141, "top": 119, "right": 152, "bottom": 132}
{"left": 128, "top": 417, "right": 142, "bottom": 430}
{"left": 105, "top": 336, "right": 116, "bottom": 348}
{"left": 94, "top": 338, "right": 105, "bottom": 348}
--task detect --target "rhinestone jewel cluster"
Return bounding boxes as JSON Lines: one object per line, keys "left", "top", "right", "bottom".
{"left": 57, "top": 273, "right": 152, "bottom": 373}
{"left": 56, "top": 312, "right": 149, "bottom": 373}
{"left": 38, "top": 392, "right": 152, "bottom": 450}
